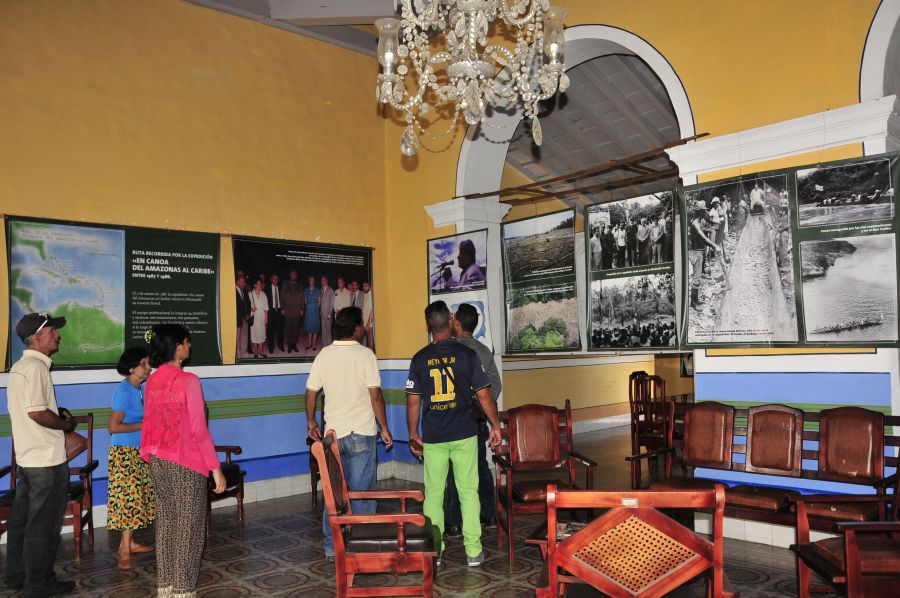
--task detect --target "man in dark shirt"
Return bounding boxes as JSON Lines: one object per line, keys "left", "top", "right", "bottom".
{"left": 443, "top": 303, "right": 501, "bottom": 536}
{"left": 406, "top": 301, "right": 500, "bottom": 567}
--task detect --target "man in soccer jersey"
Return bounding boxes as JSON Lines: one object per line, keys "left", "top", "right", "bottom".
{"left": 406, "top": 301, "right": 501, "bottom": 567}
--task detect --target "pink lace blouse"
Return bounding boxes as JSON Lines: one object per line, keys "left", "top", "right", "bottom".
{"left": 140, "top": 364, "right": 219, "bottom": 476}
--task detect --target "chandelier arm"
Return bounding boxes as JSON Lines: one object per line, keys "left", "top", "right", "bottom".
{"left": 496, "top": 0, "right": 546, "bottom": 28}
{"left": 399, "top": 0, "right": 443, "bottom": 30}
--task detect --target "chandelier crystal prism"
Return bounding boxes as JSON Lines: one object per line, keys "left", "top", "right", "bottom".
{"left": 376, "top": 1, "right": 568, "bottom": 156}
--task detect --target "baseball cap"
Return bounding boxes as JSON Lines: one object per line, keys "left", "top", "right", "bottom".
{"left": 15, "top": 312, "right": 66, "bottom": 341}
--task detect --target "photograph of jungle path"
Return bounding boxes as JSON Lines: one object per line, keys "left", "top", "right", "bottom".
{"left": 506, "top": 282, "right": 580, "bottom": 351}
{"left": 502, "top": 209, "right": 580, "bottom": 352}
{"left": 684, "top": 174, "right": 799, "bottom": 345}
{"left": 591, "top": 273, "right": 676, "bottom": 349}
{"left": 797, "top": 158, "right": 894, "bottom": 228}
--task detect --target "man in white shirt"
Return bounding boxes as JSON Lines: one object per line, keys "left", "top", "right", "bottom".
{"left": 6, "top": 312, "right": 77, "bottom": 596}
{"left": 305, "top": 307, "right": 392, "bottom": 559}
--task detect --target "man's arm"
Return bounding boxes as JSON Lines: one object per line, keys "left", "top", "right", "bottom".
{"left": 28, "top": 409, "right": 75, "bottom": 432}
{"left": 305, "top": 388, "right": 322, "bottom": 440}
{"left": 475, "top": 387, "right": 502, "bottom": 448}
{"left": 691, "top": 219, "right": 718, "bottom": 250}
{"left": 368, "top": 387, "right": 392, "bottom": 448}
{"left": 406, "top": 393, "right": 423, "bottom": 458}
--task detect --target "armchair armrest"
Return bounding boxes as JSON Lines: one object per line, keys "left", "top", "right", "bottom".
{"left": 215, "top": 445, "right": 243, "bottom": 455}
{"left": 492, "top": 454, "right": 512, "bottom": 470}
{"left": 71, "top": 460, "right": 99, "bottom": 478}
{"left": 332, "top": 513, "right": 426, "bottom": 527}
{"left": 569, "top": 451, "right": 597, "bottom": 468}
{"left": 347, "top": 490, "right": 424, "bottom": 502}
{"left": 874, "top": 472, "right": 897, "bottom": 489}
{"left": 0, "top": 465, "right": 11, "bottom": 478}
{"left": 625, "top": 447, "right": 673, "bottom": 462}
{"left": 836, "top": 521, "right": 900, "bottom": 533}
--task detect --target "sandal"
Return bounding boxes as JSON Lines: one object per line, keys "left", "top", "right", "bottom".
{"left": 130, "top": 543, "right": 154, "bottom": 554}
{"left": 117, "top": 555, "right": 134, "bottom": 570}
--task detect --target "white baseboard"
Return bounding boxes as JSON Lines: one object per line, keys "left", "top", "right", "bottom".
{"left": 572, "top": 414, "right": 630, "bottom": 434}
{"left": 694, "top": 513, "right": 834, "bottom": 548}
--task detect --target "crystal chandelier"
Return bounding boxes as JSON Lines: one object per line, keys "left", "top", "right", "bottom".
{"left": 376, "top": 1, "right": 568, "bottom": 156}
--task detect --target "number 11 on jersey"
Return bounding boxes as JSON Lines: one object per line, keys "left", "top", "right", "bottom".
{"left": 428, "top": 368, "right": 456, "bottom": 403}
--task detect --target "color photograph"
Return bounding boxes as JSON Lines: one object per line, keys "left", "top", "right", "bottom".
{"left": 801, "top": 233, "right": 898, "bottom": 342}
{"left": 506, "top": 281, "right": 580, "bottom": 351}
{"left": 797, "top": 158, "right": 894, "bottom": 228}
{"left": 428, "top": 229, "right": 488, "bottom": 294}
{"left": 502, "top": 210, "right": 576, "bottom": 285}
{"left": 685, "top": 174, "right": 798, "bottom": 344}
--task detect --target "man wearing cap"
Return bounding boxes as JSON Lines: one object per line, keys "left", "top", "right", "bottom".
{"left": 689, "top": 201, "right": 719, "bottom": 309}
{"left": 6, "top": 312, "right": 77, "bottom": 597}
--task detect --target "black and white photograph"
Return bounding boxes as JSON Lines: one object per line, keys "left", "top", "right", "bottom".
{"left": 801, "top": 233, "right": 898, "bottom": 342}
{"left": 797, "top": 158, "right": 894, "bottom": 228}
{"left": 428, "top": 229, "right": 488, "bottom": 294}
{"left": 685, "top": 174, "right": 798, "bottom": 344}
{"left": 587, "top": 191, "right": 674, "bottom": 270}
{"left": 507, "top": 281, "right": 580, "bottom": 352}
{"left": 590, "top": 273, "right": 676, "bottom": 349}
{"left": 502, "top": 210, "right": 575, "bottom": 285}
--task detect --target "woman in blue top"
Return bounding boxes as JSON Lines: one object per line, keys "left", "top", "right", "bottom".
{"left": 303, "top": 275, "right": 321, "bottom": 351}
{"left": 107, "top": 346, "right": 156, "bottom": 570}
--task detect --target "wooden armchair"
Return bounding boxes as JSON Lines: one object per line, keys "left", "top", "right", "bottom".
{"left": 494, "top": 399, "right": 596, "bottom": 567}
{"left": 311, "top": 430, "right": 436, "bottom": 598}
{"left": 0, "top": 464, "right": 12, "bottom": 539}
{"left": 207, "top": 445, "right": 245, "bottom": 533}
{"left": 538, "top": 484, "right": 736, "bottom": 598}
{"left": 0, "top": 415, "right": 97, "bottom": 558}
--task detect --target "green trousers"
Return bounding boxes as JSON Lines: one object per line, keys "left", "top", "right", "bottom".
{"left": 423, "top": 435, "right": 481, "bottom": 557}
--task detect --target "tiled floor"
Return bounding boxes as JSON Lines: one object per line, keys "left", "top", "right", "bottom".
{"left": 0, "top": 426, "right": 803, "bottom": 596}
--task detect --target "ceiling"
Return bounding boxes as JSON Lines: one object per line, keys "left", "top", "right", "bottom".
{"left": 189, "top": 1, "right": 682, "bottom": 208}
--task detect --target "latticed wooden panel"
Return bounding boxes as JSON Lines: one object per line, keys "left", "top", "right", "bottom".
{"left": 573, "top": 515, "right": 699, "bottom": 595}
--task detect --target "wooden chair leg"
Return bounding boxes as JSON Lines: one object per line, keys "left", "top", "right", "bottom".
{"left": 507, "top": 510, "right": 515, "bottom": 567}
{"left": 796, "top": 557, "right": 812, "bottom": 598}
{"left": 72, "top": 507, "right": 82, "bottom": 560}
{"left": 422, "top": 557, "right": 434, "bottom": 598}
{"left": 237, "top": 486, "right": 245, "bottom": 524}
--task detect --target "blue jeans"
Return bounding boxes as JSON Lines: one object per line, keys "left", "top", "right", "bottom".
{"left": 323, "top": 433, "right": 377, "bottom": 556}
{"left": 5, "top": 462, "right": 69, "bottom": 595}
{"left": 445, "top": 422, "right": 496, "bottom": 526}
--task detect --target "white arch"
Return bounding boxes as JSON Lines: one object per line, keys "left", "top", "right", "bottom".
{"left": 455, "top": 24, "right": 694, "bottom": 198}
{"left": 860, "top": 0, "right": 900, "bottom": 101}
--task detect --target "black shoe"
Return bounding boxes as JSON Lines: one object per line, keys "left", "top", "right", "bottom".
{"left": 25, "top": 579, "right": 76, "bottom": 598}
{"left": 480, "top": 517, "right": 497, "bottom": 528}
{"left": 444, "top": 525, "right": 462, "bottom": 538}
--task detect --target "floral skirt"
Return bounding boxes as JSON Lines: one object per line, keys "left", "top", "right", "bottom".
{"left": 107, "top": 445, "right": 156, "bottom": 530}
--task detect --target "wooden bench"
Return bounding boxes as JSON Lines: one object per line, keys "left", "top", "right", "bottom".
{"left": 628, "top": 402, "right": 898, "bottom": 535}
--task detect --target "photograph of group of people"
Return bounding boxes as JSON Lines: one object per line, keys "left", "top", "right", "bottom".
{"left": 588, "top": 192, "right": 675, "bottom": 270}
{"left": 233, "top": 238, "right": 374, "bottom": 360}
{"left": 428, "top": 230, "right": 488, "bottom": 294}
{"left": 590, "top": 274, "right": 677, "bottom": 349}
{"left": 684, "top": 175, "right": 798, "bottom": 344}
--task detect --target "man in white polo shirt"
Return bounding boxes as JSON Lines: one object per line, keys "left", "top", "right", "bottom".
{"left": 6, "top": 312, "right": 77, "bottom": 597}
{"left": 305, "top": 306, "right": 392, "bottom": 559}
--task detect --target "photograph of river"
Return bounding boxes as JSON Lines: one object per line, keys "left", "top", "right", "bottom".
{"left": 797, "top": 158, "right": 894, "bottom": 228}
{"left": 801, "top": 233, "right": 898, "bottom": 342}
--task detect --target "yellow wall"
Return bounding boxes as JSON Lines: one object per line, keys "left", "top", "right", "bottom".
{"left": 0, "top": 0, "right": 387, "bottom": 363}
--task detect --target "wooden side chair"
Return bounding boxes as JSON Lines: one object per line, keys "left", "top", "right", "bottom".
{"left": 538, "top": 484, "right": 735, "bottom": 598}
{"left": 792, "top": 471, "right": 900, "bottom": 597}
{"left": 207, "top": 445, "right": 245, "bottom": 533}
{"left": 311, "top": 430, "right": 436, "bottom": 598}
{"left": 494, "top": 399, "right": 596, "bottom": 567}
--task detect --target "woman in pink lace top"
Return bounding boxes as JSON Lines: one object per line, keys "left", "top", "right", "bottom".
{"left": 141, "top": 324, "right": 225, "bottom": 598}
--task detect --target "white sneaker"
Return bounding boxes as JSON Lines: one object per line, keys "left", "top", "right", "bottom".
{"left": 466, "top": 552, "right": 484, "bottom": 567}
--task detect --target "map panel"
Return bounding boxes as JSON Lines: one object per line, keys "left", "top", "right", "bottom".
{"left": 9, "top": 220, "right": 125, "bottom": 365}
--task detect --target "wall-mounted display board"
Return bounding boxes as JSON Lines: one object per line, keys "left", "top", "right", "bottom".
{"left": 232, "top": 237, "right": 373, "bottom": 361}
{"left": 7, "top": 217, "right": 220, "bottom": 367}
{"left": 427, "top": 229, "right": 488, "bottom": 295}
{"left": 586, "top": 191, "right": 677, "bottom": 350}
{"left": 501, "top": 209, "right": 581, "bottom": 353}
{"left": 680, "top": 152, "right": 898, "bottom": 348}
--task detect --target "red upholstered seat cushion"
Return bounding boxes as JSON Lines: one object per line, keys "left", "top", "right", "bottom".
{"left": 812, "top": 536, "right": 900, "bottom": 573}
{"left": 726, "top": 485, "right": 799, "bottom": 511}
{"left": 512, "top": 480, "right": 571, "bottom": 502}
{"left": 650, "top": 478, "right": 719, "bottom": 492}
{"left": 803, "top": 501, "right": 879, "bottom": 522}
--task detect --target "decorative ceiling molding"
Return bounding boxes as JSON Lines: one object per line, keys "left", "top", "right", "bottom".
{"left": 666, "top": 95, "right": 899, "bottom": 181}
{"left": 424, "top": 197, "right": 511, "bottom": 229}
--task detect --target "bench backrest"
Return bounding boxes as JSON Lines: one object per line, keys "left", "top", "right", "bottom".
{"left": 674, "top": 402, "right": 898, "bottom": 487}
